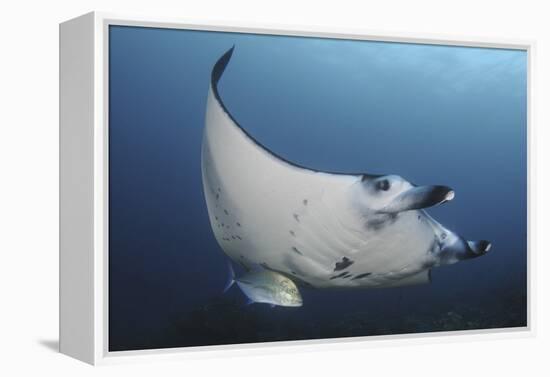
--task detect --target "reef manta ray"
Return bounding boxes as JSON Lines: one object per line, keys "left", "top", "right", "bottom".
{"left": 202, "top": 47, "right": 491, "bottom": 290}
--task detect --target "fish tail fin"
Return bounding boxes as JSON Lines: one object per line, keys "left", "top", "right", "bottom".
{"left": 223, "top": 260, "right": 235, "bottom": 293}
{"left": 244, "top": 298, "right": 255, "bottom": 306}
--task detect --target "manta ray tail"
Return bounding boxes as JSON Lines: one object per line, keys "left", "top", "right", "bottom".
{"left": 223, "top": 260, "right": 236, "bottom": 293}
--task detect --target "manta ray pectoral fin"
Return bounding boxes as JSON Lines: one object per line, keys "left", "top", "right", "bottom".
{"left": 379, "top": 185, "right": 455, "bottom": 213}
{"left": 212, "top": 45, "right": 235, "bottom": 87}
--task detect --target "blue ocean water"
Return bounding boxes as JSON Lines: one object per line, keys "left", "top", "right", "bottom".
{"left": 108, "top": 26, "right": 527, "bottom": 351}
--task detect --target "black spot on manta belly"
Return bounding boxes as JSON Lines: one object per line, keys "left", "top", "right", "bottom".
{"left": 291, "top": 246, "right": 303, "bottom": 255}
{"left": 351, "top": 272, "right": 372, "bottom": 280}
{"left": 293, "top": 214, "right": 300, "bottom": 222}
{"left": 289, "top": 230, "right": 296, "bottom": 237}
{"left": 428, "top": 236, "right": 444, "bottom": 254}
{"left": 334, "top": 257, "right": 354, "bottom": 271}
{"left": 236, "top": 222, "right": 241, "bottom": 227}
{"left": 224, "top": 209, "right": 229, "bottom": 215}
{"left": 330, "top": 271, "right": 349, "bottom": 280}
{"left": 303, "top": 199, "right": 308, "bottom": 206}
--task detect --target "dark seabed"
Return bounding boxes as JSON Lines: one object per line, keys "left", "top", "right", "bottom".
{"left": 108, "top": 26, "right": 527, "bottom": 351}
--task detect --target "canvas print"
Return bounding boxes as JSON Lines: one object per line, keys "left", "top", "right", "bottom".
{"left": 108, "top": 25, "right": 527, "bottom": 351}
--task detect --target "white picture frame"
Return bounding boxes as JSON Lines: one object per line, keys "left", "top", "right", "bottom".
{"left": 59, "top": 11, "right": 534, "bottom": 365}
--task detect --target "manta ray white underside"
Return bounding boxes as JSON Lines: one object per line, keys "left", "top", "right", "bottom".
{"left": 201, "top": 47, "right": 491, "bottom": 290}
